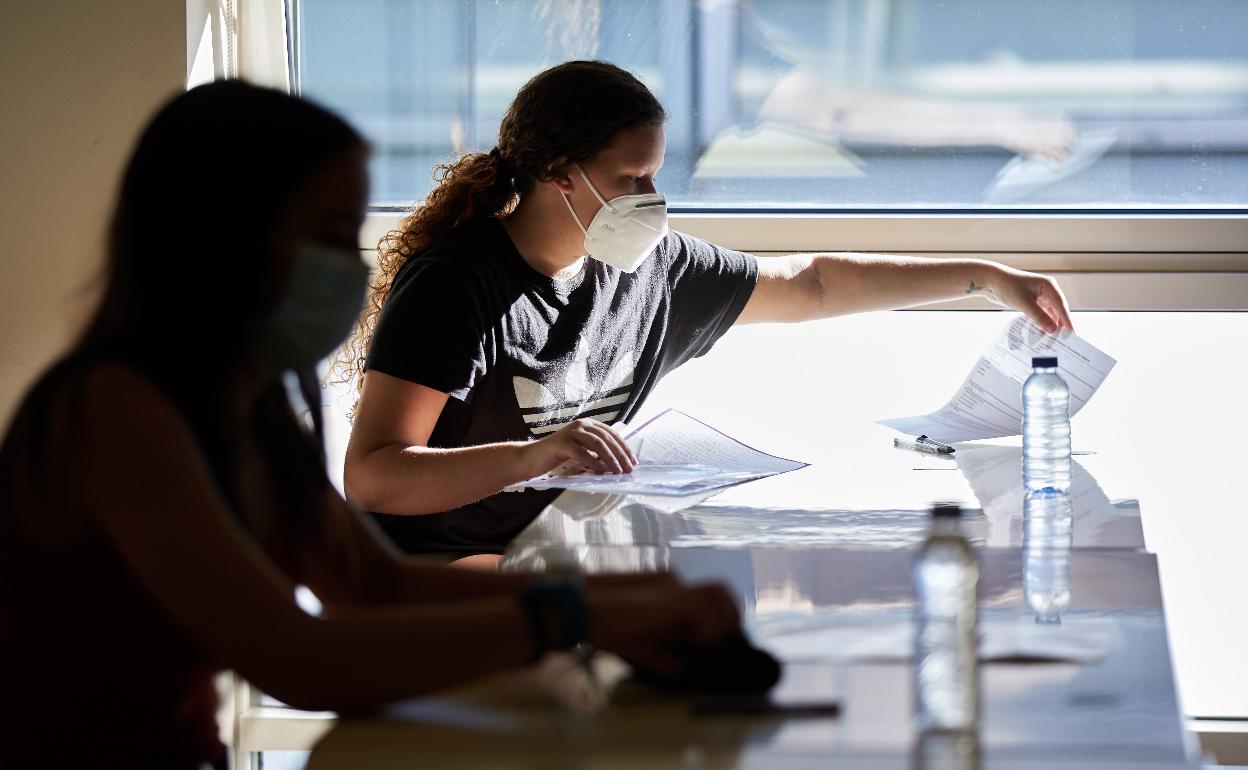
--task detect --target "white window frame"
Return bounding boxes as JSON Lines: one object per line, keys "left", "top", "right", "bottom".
{"left": 362, "top": 212, "right": 1248, "bottom": 311}
{"left": 226, "top": 2, "right": 1248, "bottom": 763}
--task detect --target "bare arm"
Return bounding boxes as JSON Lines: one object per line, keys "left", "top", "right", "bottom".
{"left": 304, "top": 496, "right": 673, "bottom": 608}
{"left": 343, "top": 372, "right": 531, "bottom": 515}
{"left": 78, "top": 366, "right": 734, "bottom": 710}
{"left": 736, "top": 253, "right": 1074, "bottom": 332}
{"left": 294, "top": 494, "right": 522, "bottom": 605}
{"left": 293, "top": 490, "right": 682, "bottom": 613}
{"left": 343, "top": 371, "right": 634, "bottom": 516}
{"left": 758, "top": 70, "right": 1077, "bottom": 164}
{"left": 81, "top": 367, "right": 535, "bottom": 710}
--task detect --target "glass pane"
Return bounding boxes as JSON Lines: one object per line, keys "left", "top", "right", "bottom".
{"left": 296, "top": 0, "right": 1248, "bottom": 211}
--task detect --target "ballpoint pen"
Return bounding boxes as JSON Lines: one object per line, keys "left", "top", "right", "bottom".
{"left": 916, "top": 435, "right": 956, "bottom": 454}
{"left": 894, "top": 437, "right": 954, "bottom": 455}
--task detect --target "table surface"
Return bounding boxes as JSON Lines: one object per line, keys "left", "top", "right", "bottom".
{"left": 305, "top": 310, "right": 1245, "bottom": 766}
{"left": 498, "top": 311, "right": 1244, "bottom": 718}
{"left": 509, "top": 442, "right": 1144, "bottom": 552}
{"left": 306, "top": 547, "right": 1194, "bottom": 768}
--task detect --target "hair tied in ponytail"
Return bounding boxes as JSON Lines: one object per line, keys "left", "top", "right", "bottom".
{"left": 489, "top": 147, "right": 513, "bottom": 179}
{"left": 337, "top": 62, "right": 665, "bottom": 398}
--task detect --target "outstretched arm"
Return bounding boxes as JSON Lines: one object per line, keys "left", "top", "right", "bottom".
{"left": 736, "top": 252, "right": 1074, "bottom": 333}
{"left": 79, "top": 366, "right": 733, "bottom": 711}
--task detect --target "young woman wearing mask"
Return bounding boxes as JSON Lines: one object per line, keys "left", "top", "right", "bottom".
{"left": 341, "top": 60, "right": 1074, "bottom": 562}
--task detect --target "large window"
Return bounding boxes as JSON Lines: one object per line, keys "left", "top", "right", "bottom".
{"left": 292, "top": 0, "right": 1248, "bottom": 212}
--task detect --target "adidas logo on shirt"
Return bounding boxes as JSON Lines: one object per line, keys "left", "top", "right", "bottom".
{"left": 512, "top": 334, "right": 636, "bottom": 436}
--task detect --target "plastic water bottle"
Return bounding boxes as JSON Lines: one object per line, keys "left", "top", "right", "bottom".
{"left": 913, "top": 503, "right": 980, "bottom": 733}
{"left": 1023, "top": 492, "right": 1073, "bottom": 624}
{"left": 914, "top": 729, "right": 982, "bottom": 770}
{"left": 1022, "top": 356, "right": 1072, "bottom": 495}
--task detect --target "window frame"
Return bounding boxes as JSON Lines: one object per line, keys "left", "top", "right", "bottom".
{"left": 227, "top": 3, "right": 1248, "bottom": 760}
{"left": 360, "top": 211, "right": 1248, "bottom": 310}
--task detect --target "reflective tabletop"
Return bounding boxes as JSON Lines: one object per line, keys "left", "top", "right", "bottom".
{"left": 504, "top": 311, "right": 1246, "bottom": 719}
{"left": 306, "top": 547, "right": 1193, "bottom": 769}
{"left": 510, "top": 443, "right": 1143, "bottom": 552}
{"left": 305, "top": 311, "right": 1241, "bottom": 766}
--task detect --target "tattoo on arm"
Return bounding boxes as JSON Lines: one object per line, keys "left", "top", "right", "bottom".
{"left": 966, "top": 281, "right": 983, "bottom": 295}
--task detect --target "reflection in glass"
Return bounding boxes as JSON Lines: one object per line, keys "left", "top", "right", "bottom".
{"left": 299, "top": 0, "right": 1248, "bottom": 208}
{"left": 954, "top": 444, "right": 1141, "bottom": 549}
{"left": 1023, "top": 491, "right": 1074, "bottom": 624}
{"left": 913, "top": 729, "right": 982, "bottom": 770}
{"left": 514, "top": 491, "right": 993, "bottom": 551}
{"left": 500, "top": 543, "right": 672, "bottom": 574}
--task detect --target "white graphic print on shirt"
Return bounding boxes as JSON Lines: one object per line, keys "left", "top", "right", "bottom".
{"left": 512, "top": 333, "right": 635, "bottom": 436}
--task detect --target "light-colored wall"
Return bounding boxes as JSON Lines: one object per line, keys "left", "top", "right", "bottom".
{"left": 0, "top": 1, "right": 187, "bottom": 430}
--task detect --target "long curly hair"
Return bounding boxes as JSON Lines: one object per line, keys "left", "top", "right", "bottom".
{"left": 333, "top": 60, "right": 666, "bottom": 397}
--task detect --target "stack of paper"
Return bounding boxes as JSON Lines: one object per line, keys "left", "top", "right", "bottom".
{"left": 505, "top": 409, "right": 807, "bottom": 498}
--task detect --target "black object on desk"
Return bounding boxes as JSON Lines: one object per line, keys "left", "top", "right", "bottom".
{"left": 632, "top": 631, "right": 782, "bottom": 696}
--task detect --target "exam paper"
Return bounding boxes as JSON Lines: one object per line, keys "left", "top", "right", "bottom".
{"left": 879, "top": 317, "right": 1116, "bottom": 443}
{"left": 504, "top": 409, "right": 807, "bottom": 497}
{"left": 755, "top": 618, "right": 1114, "bottom": 665}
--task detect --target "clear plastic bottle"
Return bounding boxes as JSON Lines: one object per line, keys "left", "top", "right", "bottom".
{"left": 1023, "top": 492, "right": 1073, "bottom": 624}
{"left": 914, "top": 729, "right": 982, "bottom": 770}
{"left": 1022, "top": 356, "right": 1072, "bottom": 495}
{"left": 913, "top": 503, "right": 980, "bottom": 733}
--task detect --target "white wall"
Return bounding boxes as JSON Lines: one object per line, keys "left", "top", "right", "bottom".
{"left": 0, "top": 1, "right": 187, "bottom": 430}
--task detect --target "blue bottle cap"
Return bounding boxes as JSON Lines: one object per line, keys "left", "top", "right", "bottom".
{"left": 1032, "top": 356, "right": 1058, "bottom": 368}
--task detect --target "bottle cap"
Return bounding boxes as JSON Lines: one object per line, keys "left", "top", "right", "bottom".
{"left": 931, "top": 502, "right": 963, "bottom": 518}
{"left": 1032, "top": 356, "right": 1058, "bottom": 368}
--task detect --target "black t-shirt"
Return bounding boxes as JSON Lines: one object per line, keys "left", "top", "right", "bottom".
{"left": 365, "top": 218, "right": 758, "bottom": 554}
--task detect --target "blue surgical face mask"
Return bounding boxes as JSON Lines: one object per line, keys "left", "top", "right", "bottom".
{"left": 254, "top": 241, "right": 369, "bottom": 371}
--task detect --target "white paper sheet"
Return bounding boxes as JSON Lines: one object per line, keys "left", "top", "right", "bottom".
{"left": 879, "top": 317, "right": 1117, "bottom": 443}
{"left": 756, "top": 618, "right": 1114, "bottom": 665}
{"left": 504, "top": 409, "right": 807, "bottom": 497}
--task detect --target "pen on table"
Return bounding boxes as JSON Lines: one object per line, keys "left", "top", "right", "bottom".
{"left": 894, "top": 438, "right": 954, "bottom": 455}
{"left": 916, "top": 435, "right": 956, "bottom": 453}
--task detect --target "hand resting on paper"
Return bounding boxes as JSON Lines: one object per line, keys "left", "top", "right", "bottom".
{"left": 519, "top": 417, "right": 637, "bottom": 477}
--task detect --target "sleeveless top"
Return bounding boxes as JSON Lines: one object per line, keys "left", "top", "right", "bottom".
{"left": 0, "top": 359, "right": 226, "bottom": 768}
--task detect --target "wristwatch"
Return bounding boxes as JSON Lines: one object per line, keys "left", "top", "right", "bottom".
{"left": 520, "top": 570, "right": 589, "bottom": 659}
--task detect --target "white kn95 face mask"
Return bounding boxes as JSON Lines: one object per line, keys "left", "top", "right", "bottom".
{"left": 560, "top": 165, "right": 668, "bottom": 273}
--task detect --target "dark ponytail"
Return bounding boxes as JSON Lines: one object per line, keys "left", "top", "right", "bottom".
{"left": 335, "top": 60, "right": 666, "bottom": 394}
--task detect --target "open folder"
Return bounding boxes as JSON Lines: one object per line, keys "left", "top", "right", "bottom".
{"left": 505, "top": 409, "right": 807, "bottom": 497}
